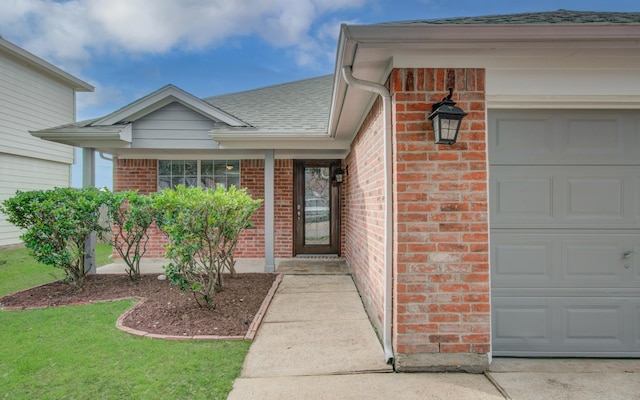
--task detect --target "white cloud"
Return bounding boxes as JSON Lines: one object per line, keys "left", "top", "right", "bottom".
{"left": 76, "top": 82, "right": 126, "bottom": 121}
{"left": 0, "top": 0, "right": 366, "bottom": 72}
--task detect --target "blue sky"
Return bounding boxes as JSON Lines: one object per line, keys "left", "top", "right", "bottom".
{"left": 1, "top": 0, "right": 639, "bottom": 188}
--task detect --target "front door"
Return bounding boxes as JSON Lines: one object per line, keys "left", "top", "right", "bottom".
{"left": 294, "top": 160, "right": 341, "bottom": 255}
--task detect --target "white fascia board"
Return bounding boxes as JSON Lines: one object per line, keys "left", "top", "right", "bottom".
{"left": 112, "top": 149, "right": 347, "bottom": 160}
{"left": 94, "top": 85, "right": 248, "bottom": 126}
{"left": 343, "top": 24, "right": 640, "bottom": 47}
{"left": 31, "top": 124, "right": 132, "bottom": 148}
{"left": 0, "top": 37, "right": 93, "bottom": 92}
{"left": 211, "top": 135, "right": 351, "bottom": 150}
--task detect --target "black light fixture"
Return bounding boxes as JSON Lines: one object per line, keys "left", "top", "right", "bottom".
{"left": 334, "top": 167, "right": 345, "bottom": 184}
{"left": 428, "top": 88, "right": 468, "bottom": 145}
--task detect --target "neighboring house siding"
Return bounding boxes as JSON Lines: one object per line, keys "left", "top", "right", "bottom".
{"left": 344, "top": 95, "right": 387, "bottom": 336}
{"left": 112, "top": 157, "right": 294, "bottom": 259}
{"left": 131, "top": 102, "right": 220, "bottom": 149}
{"left": 391, "top": 68, "right": 490, "bottom": 370}
{"left": 0, "top": 153, "right": 70, "bottom": 246}
{"left": 0, "top": 48, "right": 76, "bottom": 247}
{"left": 0, "top": 53, "right": 75, "bottom": 163}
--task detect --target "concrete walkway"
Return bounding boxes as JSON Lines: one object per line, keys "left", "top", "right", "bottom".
{"left": 227, "top": 275, "right": 504, "bottom": 400}
{"left": 98, "top": 260, "right": 640, "bottom": 399}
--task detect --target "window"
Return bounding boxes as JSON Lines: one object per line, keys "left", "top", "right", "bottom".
{"left": 158, "top": 160, "right": 240, "bottom": 190}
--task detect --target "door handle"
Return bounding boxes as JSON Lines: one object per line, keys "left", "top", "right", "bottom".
{"left": 623, "top": 250, "right": 634, "bottom": 259}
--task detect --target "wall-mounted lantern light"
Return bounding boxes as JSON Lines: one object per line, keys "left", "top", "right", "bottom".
{"left": 428, "top": 88, "right": 468, "bottom": 145}
{"left": 334, "top": 167, "right": 345, "bottom": 184}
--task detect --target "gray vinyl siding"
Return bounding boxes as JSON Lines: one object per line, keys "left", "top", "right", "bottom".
{"left": 131, "top": 102, "right": 220, "bottom": 149}
{"left": 0, "top": 52, "right": 75, "bottom": 164}
{"left": 0, "top": 153, "right": 70, "bottom": 246}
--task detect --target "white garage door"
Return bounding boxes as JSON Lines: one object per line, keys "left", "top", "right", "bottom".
{"left": 490, "top": 110, "right": 640, "bottom": 357}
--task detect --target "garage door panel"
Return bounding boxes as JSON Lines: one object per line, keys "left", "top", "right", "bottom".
{"left": 493, "top": 234, "right": 638, "bottom": 288}
{"left": 493, "top": 114, "right": 554, "bottom": 156}
{"left": 562, "top": 117, "right": 625, "bottom": 155}
{"left": 493, "top": 238, "right": 553, "bottom": 282}
{"left": 491, "top": 110, "right": 638, "bottom": 165}
{"left": 493, "top": 297, "right": 639, "bottom": 356}
{"left": 564, "top": 305, "right": 625, "bottom": 344}
{"left": 493, "top": 302, "right": 553, "bottom": 344}
{"left": 494, "top": 176, "right": 553, "bottom": 219}
{"left": 566, "top": 178, "right": 623, "bottom": 219}
{"left": 636, "top": 305, "right": 640, "bottom": 345}
{"left": 563, "top": 241, "right": 626, "bottom": 282}
{"left": 492, "top": 166, "right": 639, "bottom": 228}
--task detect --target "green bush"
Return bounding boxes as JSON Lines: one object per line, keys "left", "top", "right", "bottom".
{"left": 103, "top": 191, "right": 156, "bottom": 281}
{"left": 155, "top": 185, "right": 261, "bottom": 309}
{"left": 0, "top": 187, "right": 109, "bottom": 288}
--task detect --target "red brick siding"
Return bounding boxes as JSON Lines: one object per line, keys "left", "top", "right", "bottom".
{"left": 344, "top": 95, "right": 387, "bottom": 333}
{"left": 111, "top": 157, "right": 294, "bottom": 259}
{"left": 392, "top": 68, "right": 490, "bottom": 356}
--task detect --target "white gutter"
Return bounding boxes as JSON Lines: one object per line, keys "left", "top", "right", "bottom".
{"left": 341, "top": 66, "right": 394, "bottom": 365}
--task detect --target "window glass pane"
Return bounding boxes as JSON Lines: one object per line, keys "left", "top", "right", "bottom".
{"left": 226, "top": 160, "right": 240, "bottom": 174}
{"left": 214, "top": 161, "right": 228, "bottom": 175}
{"left": 158, "top": 176, "right": 171, "bottom": 190}
{"left": 201, "top": 160, "right": 214, "bottom": 176}
{"left": 227, "top": 175, "right": 240, "bottom": 188}
{"left": 201, "top": 177, "right": 215, "bottom": 188}
{"left": 158, "top": 160, "right": 171, "bottom": 175}
{"left": 185, "top": 177, "right": 198, "bottom": 187}
{"left": 185, "top": 160, "right": 197, "bottom": 175}
{"left": 172, "top": 176, "right": 185, "bottom": 188}
{"left": 214, "top": 175, "right": 227, "bottom": 188}
{"left": 173, "top": 161, "right": 184, "bottom": 175}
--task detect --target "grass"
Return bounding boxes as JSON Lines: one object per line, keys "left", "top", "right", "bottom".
{"left": 0, "top": 244, "right": 113, "bottom": 297}
{"left": 0, "top": 245, "right": 250, "bottom": 399}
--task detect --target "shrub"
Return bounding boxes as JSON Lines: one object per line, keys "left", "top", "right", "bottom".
{"left": 155, "top": 185, "right": 261, "bottom": 308}
{"left": 103, "top": 190, "right": 156, "bottom": 281}
{"left": 0, "top": 187, "right": 109, "bottom": 288}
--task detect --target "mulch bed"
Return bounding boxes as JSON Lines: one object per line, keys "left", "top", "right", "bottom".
{"left": 0, "top": 273, "right": 278, "bottom": 337}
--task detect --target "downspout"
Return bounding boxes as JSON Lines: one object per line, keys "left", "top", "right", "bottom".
{"left": 99, "top": 152, "right": 113, "bottom": 162}
{"left": 341, "top": 66, "right": 394, "bottom": 365}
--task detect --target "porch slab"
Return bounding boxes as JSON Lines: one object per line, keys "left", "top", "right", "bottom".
{"left": 276, "top": 258, "right": 349, "bottom": 274}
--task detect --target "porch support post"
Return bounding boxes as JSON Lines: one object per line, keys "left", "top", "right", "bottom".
{"left": 82, "top": 147, "right": 97, "bottom": 274}
{"left": 264, "top": 150, "right": 275, "bottom": 272}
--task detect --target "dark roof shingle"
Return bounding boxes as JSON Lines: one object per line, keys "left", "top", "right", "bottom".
{"left": 382, "top": 10, "right": 640, "bottom": 26}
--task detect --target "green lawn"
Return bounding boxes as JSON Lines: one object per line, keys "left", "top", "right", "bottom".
{"left": 0, "top": 246, "right": 249, "bottom": 399}
{"left": 0, "top": 244, "right": 113, "bottom": 297}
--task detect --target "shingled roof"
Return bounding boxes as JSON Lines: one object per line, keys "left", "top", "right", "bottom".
{"left": 382, "top": 10, "right": 640, "bottom": 26}
{"left": 204, "top": 75, "right": 333, "bottom": 134}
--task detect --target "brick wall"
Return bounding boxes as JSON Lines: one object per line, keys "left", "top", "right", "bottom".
{"left": 344, "top": 95, "right": 387, "bottom": 334}
{"left": 111, "top": 157, "right": 294, "bottom": 259}
{"left": 391, "top": 68, "right": 489, "bottom": 371}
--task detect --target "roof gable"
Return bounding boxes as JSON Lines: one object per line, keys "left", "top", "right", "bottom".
{"left": 94, "top": 84, "right": 248, "bottom": 127}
